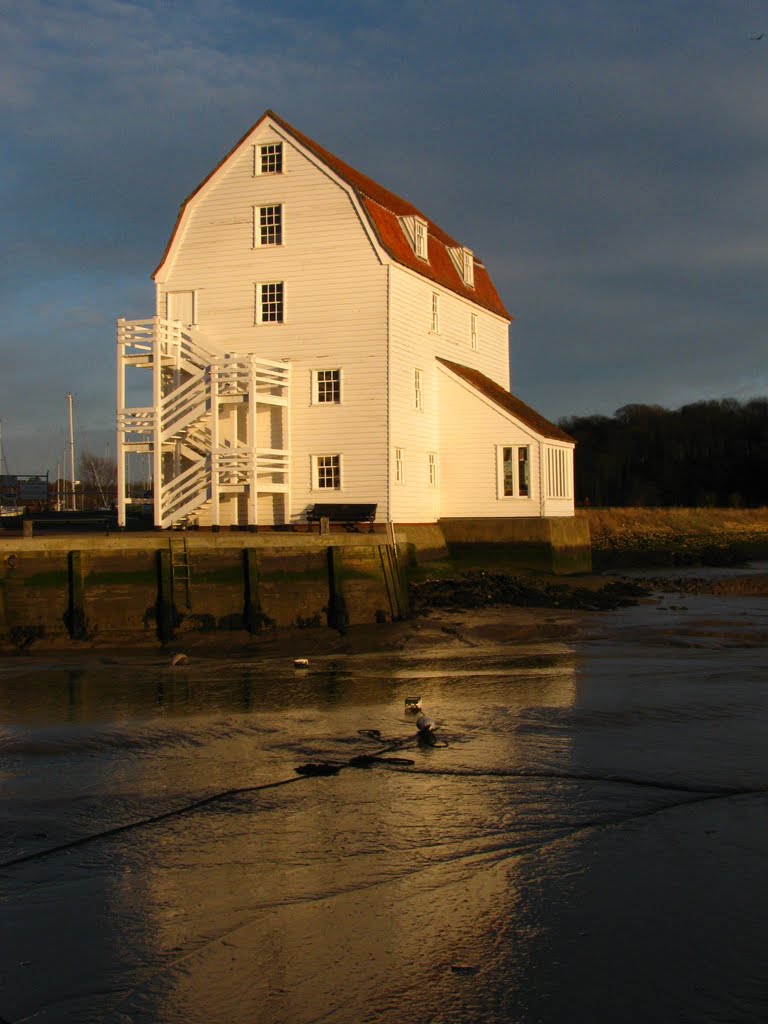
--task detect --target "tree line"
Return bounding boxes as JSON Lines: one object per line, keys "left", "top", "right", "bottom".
{"left": 559, "top": 398, "right": 768, "bottom": 507}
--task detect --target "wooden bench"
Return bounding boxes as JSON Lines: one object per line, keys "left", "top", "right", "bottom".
{"left": 306, "top": 503, "right": 377, "bottom": 533}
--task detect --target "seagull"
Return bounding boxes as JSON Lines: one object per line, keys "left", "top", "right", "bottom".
{"left": 750, "top": 32, "right": 765, "bottom": 40}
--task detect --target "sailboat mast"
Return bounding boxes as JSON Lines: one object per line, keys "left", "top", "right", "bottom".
{"left": 67, "top": 392, "right": 76, "bottom": 512}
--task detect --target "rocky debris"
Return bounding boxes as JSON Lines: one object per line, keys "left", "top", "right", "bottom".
{"left": 410, "top": 571, "right": 650, "bottom": 613}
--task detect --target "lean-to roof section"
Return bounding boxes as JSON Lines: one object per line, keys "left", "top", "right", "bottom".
{"left": 438, "top": 359, "right": 575, "bottom": 443}
{"left": 153, "top": 111, "right": 512, "bottom": 319}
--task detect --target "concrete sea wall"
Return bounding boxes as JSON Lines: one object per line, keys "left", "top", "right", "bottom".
{"left": 437, "top": 517, "right": 592, "bottom": 574}
{"left": 0, "top": 533, "right": 408, "bottom": 646}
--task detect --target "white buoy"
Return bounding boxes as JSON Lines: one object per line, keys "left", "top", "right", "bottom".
{"left": 416, "top": 713, "right": 436, "bottom": 733}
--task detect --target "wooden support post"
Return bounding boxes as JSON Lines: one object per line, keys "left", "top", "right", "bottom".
{"left": 243, "top": 548, "right": 268, "bottom": 632}
{"left": 156, "top": 548, "right": 175, "bottom": 644}
{"left": 66, "top": 550, "right": 88, "bottom": 640}
{"left": 326, "top": 546, "right": 348, "bottom": 631}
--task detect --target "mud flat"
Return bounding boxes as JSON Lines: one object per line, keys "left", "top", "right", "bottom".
{"left": 1, "top": 570, "right": 766, "bottom": 1024}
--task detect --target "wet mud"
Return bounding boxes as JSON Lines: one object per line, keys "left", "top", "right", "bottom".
{"left": 0, "top": 568, "right": 767, "bottom": 1023}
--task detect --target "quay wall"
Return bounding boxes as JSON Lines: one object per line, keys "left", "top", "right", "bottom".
{"left": 437, "top": 517, "right": 592, "bottom": 574}
{"left": 0, "top": 533, "right": 408, "bottom": 647}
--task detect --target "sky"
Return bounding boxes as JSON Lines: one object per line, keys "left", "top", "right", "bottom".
{"left": 2, "top": 0, "right": 768, "bottom": 474}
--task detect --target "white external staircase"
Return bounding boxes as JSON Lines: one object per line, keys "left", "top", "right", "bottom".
{"left": 116, "top": 317, "right": 290, "bottom": 529}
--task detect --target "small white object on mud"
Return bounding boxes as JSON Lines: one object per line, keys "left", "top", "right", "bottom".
{"left": 170, "top": 653, "right": 188, "bottom": 666}
{"left": 294, "top": 658, "right": 310, "bottom": 668}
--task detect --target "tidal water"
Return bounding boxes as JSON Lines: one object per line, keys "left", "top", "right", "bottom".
{"left": 1, "top": 585, "right": 767, "bottom": 1024}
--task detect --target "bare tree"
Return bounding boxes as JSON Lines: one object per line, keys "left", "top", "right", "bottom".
{"left": 77, "top": 451, "right": 117, "bottom": 507}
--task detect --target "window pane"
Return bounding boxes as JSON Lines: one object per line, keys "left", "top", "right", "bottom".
{"left": 518, "top": 447, "right": 529, "bottom": 497}
{"left": 260, "top": 143, "right": 283, "bottom": 174}
{"left": 259, "top": 205, "right": 282, "bottom": 245}
{"left": 316, "top": 369, "right": 340, "bottom": 403}
{"left": 503, "top": 446, "right": 515, "bottom": 496}
{"left": 260, "top": 282, "right": 283, "bottom": 322}
{"left": 317, "top": 454, "right": 340, "bottom": 489}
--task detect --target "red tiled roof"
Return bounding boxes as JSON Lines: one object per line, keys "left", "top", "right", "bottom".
{"left": 154, "top": 111, "right": 512, "bottom": 320}
{"left": 438, "top": 359, "right": 575, "bottom": 443}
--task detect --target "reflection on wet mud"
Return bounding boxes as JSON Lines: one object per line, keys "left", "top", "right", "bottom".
{"left": 1, "top": 591, "right": 767, "bottom": 1022}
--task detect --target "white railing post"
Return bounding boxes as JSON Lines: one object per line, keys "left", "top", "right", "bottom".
{"left": 152, "top": 316, "right": 163, "bottom": 528}
{"left": 248, "top": 355, "right": 258, "bottom": 527}
{"left": 210, "top": 360, "right": 220, "bottom": 529}
{"left": 116, "top": 318, "right": 127, "bottom": 528}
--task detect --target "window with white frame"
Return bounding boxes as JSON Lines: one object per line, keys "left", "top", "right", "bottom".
{"left": 470, "top": 313, "right": 478, "bottom": 350}
{"left": 313, "top": 368, "right": 341, "bottom": 404}
{"left": 255, "top": 142, "right": 283, "bottom": 175}
{"left": 255, "top": 281, "right": 284, "bottom": 324}
{"left": 395, "top": 447, "right": 404, "bottom": 484}
{"left": 462, "top": 248, "right": 475, "bottom": 287}
{"left": 414, "top": 218, "right": 428, "bottom": 259}
{"left": 414, "top": 368, "right": 423, "bottom": 411}
{"left": 545, "top": 447, "right": 571, "bottom": 498}
{"left": 497, "top": 445, "right": 530, "bottom": 498}
{"left": 431, "top": 293, "right": 440, "bottom": 333}
{"left": 254, "top": 204, "right": 283, "bottom": 246}
{"left": 428, "top": 452, "right": 438, "bottom": 487}
{"left": 312, "top": 454, "right": 341, "bottom": 490}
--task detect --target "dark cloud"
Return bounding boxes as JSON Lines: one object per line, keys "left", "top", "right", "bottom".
{"left": 2, "top": 0, "right": 768, "bottom": 471}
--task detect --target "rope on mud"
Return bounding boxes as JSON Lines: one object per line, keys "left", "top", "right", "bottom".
{"left": 0, "top": 731, "right": 424, "bottom": 870}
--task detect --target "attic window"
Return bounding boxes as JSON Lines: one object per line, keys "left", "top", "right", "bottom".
{"left": 462, "top": 248, "right": 474, "bottom": 287}
{"left": 413, "top": 218, "right": 428, "bottom": 260}
{"left": 449, "top": 246, "right": 475, "bottom": 287}
{"left": 256, "top": 142, "right": 283, "bottom": 175}
{"left": 400, "top": 215, "right": 429, "bottom": 260}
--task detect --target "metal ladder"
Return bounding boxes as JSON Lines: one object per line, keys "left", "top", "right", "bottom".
{"left": 169, "top": 535, "right": 192, "bottom": 609}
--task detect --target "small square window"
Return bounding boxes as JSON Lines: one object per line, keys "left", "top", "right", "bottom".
{"left": 256, "top": 142, "right": 283, "bottom": 175}
{"left": 314, "top": 369, "right": 341, "bottom": 404}
{"left": 256, "top": 282, "right": 284, "bottom": 324}
{"left": 255, "top": 204, "right": 282, "bottom": 246}
{"left": 313, "top": 454, "right": 341, "bottom": 490}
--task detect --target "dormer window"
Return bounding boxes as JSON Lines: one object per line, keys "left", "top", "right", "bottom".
{"left": 400, "top": 215, "right": 429, "bottom": 260}
{"left": 462, "top": 248, "right": 474, "bottom": 287}
{"left": 255, "top": 142, "right": 283, "bottom": 175}
{"left": 413, "top": 218, "right": 428, "bottom": 260}
{"left": 449, "top": 246, "right": 475, "bottom": 287}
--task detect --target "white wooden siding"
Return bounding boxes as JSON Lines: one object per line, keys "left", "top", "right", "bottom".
{"left": 156, "top": 124, "right": 390, "bottom": 522}
{"left": 437, "top": 367, "right": 574, "bottom": 519}
{"left": 388, "top": 264, "right": 510, "bottom": 521}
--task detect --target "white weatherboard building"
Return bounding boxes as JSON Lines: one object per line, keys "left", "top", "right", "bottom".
{"left": 116, "top": 110, "right": 575, "bottom": 530}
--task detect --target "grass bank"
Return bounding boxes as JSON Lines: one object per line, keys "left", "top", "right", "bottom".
{"left": 581, "top": 507, "right": 768, "bottom": 569}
